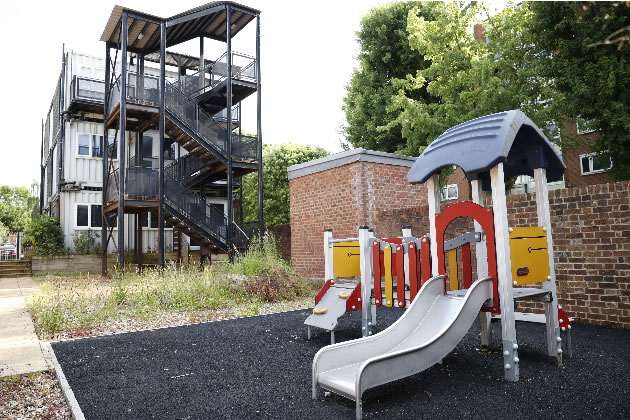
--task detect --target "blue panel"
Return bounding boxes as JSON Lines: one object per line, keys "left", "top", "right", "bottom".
{"left": 407, "top": 110, "right": 565, "bottom": 189}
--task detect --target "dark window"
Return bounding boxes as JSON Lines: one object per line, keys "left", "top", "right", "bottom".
{"left": 77, "top": 205, "right": 89, "bottom": 226}
{"left": 108, "top": 136, "right": 117, "bottom": 159}
{"left": 92, "top": 135, "right": 102, "bottom": 158}
{"left": 150, "top": 214, "right": 158, "bottom": 229}
{"left": 78, "top": 134, "right": 90, "bottom": 156}
{"left": 91, "top": 205, "right": 102, "bottom": 228}
{"left": 164, "top": 138, "right": 176, "bottom": 160}
{"left": 592, "top": 154, "right": 611, "bottom": 172}
{"left": 581, "top": 156, "right": 590, "bottom": 174}
{"left": 142, "top": 135, "right": 153, "bottom": 168}
{"left": 141, "top": 213, "right": 148, "bottom": 227}
{"left": 106, "top": 212, "right": 117, "bottom": 228}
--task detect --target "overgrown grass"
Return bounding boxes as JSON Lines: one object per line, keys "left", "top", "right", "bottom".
{"left": 27, "top": 235, "right": 317, "bottom": 337}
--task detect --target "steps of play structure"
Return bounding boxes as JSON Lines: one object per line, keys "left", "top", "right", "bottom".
{"left": 305, "top": 283, "right": 357, "bottom": 332}
{"left": 313, "top": 276, "right": 492, "bottom": 417}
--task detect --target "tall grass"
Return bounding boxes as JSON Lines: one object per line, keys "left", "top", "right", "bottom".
{"left": 27, "top": 235, "right": 316, "bottom": 337}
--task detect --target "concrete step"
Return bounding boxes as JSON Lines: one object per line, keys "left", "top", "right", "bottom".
{"left": 0, "top": 260, "right": 31, "bottom": 266}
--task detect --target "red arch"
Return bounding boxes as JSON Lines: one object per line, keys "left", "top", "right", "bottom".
{"left": 435, "top": 201, "right": 499, "bottom": 314}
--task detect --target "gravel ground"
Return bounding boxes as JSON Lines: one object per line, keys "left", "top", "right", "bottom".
{"left": 0, "top": 371, "right": 71, "bottom": 419}
{"left": 51, "top": 308, "right": 630, "bottom": 419}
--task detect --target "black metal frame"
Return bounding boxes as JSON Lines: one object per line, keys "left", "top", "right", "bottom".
{"left": 100, "top": 2, "right": 263, "bottom": 274}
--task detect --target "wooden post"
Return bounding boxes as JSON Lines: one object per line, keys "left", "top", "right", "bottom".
{"left": 490, "top": 163, "right": 519, "bottom": 381}
{"left": 534, "top": 167, "right": 562, "bottom": 364}
{"left": 426, "top": 174, "right": 441, "bottom": 277}
{"left": 472, "top": 179, "right": 492, "bottom": 347}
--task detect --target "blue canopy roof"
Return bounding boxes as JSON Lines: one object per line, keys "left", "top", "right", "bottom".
{"left": 407, "top": 110, "right": 565, "bottom": 190}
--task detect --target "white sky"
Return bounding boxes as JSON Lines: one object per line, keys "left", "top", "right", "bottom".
{"left": 0, "top": 0, "right": 389, "bottom": 189}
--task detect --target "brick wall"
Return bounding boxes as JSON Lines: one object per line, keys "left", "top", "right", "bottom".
{"left": 377, "top": 181, "right": 630, "bottom": 328}
{"left": 290, "top": 161, "right": 426, "bottom": 279}
{"left": 267, "top": 224, "right": 291, "bottom": 261}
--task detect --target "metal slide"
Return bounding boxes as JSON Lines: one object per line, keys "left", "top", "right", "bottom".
{"left": 312, "top": 275, "right": 493, "bottom": 419}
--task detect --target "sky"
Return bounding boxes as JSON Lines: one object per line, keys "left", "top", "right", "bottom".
{"left": 0, "top": 0, "right": 389, "bottom": 189}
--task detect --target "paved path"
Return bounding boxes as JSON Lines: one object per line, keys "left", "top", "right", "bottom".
{"left": 0, "top": 277, "right": 51, "bottom": 377}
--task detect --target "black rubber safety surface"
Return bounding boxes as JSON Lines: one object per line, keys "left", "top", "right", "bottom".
{"left": 52, "top": 308, "right": 630, "bottom": 419}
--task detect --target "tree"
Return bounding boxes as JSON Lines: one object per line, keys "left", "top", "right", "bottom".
{"left": 387, "top": 2, "right": 561, "bottom": 156}
{"left": 527, "top": 2, "right": 630, "bottom": 180}
{"left": 0, "top": 221, "right": 8, "bottom": 244}
{"left": 342, "top": 2, "right": 437, "bottom": 153}
{"left": 24, "top": 215, "right": 65, "bottom": 256}
{"left": 241, "top": 143, "right": 328, "bottom": 226}
{"left": 0, "top": 186, "right": 32, "bottom": 232}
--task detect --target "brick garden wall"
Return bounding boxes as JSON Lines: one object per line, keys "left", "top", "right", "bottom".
{"left": 377, "top": 181, "right": 630, "bottom": 328}
{"left": 289, "top": 161, "right": 426, "bottom": 279}
{"left": 266, "top": 224, "right": 291, "bottom": 261}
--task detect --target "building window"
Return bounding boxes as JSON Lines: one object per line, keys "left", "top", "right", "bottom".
{"left": 77, "top": 133, "right": 116, "bottom": 159}
{"left": 576, "top": 118, "right": 596, "bottom": 135}
{"left": 76, "top": 204, "right": 103, "bottom": 228}
{"left": 580, "top": 152, "right": 612, "bottom": 175}
{"left": 141, "top": 213, "right": 172, "bottom": 229}
{"left": 441, "top": 184, "right": 458, "bottom": 201}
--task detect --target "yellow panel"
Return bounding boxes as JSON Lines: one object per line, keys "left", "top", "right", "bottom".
{"left": 509, "top": 227, "right": 551, "bottom": 286}
{"left": 333, "top": 241, "right": 361, "bottom": 278}
{"left": 384, "top": 245, "right": 393, "bottom": 307}
{"left": 448, "top": 249, "right": 458, "bottom": 291}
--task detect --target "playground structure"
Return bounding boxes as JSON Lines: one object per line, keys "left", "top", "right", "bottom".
{"left": 309, "top": 110, "right": 573, "bottom": 419}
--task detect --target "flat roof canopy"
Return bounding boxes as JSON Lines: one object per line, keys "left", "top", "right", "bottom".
{"left": 100, "top": 2, "right": 259, "bottom": 54}
{"left": 407, "top": 110, "right": 566, "bottom": 190}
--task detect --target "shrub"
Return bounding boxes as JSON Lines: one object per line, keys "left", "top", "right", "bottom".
{"left": 72, "top": 230, "right": 100, "bottom": 254}
{"left": 24, "top": 215, "right": 65, "bottom": 256}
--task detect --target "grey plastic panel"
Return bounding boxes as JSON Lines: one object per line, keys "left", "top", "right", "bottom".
{"left": 407, "top": 110, "right": 565, "bottom": 189}
{"left": 304, "top": 284, "right": 357, "bottom": 331}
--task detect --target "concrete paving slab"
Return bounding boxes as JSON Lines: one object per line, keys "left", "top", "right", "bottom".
{"left": 0, "top": 277, "right": 51, "bottom": 377}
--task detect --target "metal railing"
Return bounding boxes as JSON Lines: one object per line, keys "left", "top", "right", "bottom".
{"left": 181, "top": 51, "right": 257, "bottom": 99}
{"left": 106, "top": 72, "right": 161, "bottom": 116}
{"left": 105, "top": 168, "right": 120, "bottom": 204}
{"left": 232, "top": 134, "right": 258, "bottom": 161}
{"left": 164, "top": 81, "right": 228, "bottom": 154}
{"left": 164, "top": 171, "right": 228, "bottom": 245}
{"left": 71, "top": 76, "right": 105, "bottom": 103}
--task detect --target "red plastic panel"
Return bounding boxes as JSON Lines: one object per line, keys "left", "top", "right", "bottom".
{"left": 395, "top": 244, "right": 406, "bottom": 308}
{"left": 435, "top": 201, "right": 499, "bottom": 314}
{"left": 420, "top": 236, "right": 431, "bottom": 285}
{"left": 462, "top": 243, "right": 472, "bottom": 289}
{"left": 346, "top": 282, "right": 362, "bottom": 312}
{"left": 408, "top": 242, "right": 419, "bottom": 301}
{"left": 558, "top": 307, "right": 571, "bottom": 331}
{"left": 372, "top": 241, "right": 382, "bottom": 306}
{"left": 315, "top": 279, "right": 334, "bottom": 305}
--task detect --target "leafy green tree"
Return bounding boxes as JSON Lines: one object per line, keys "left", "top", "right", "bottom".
{"left": 0, "top": 221, "right": 8, "bottom": 244}
{"left": 241, "top": 143, "right": 328, "bottom": 226}
{"left": 24, "top": 215, "right": 66, "bottom": 256}
{"left": 527, "top": 1, "right": 630, "bottom": 180}
{"left": 0, "top": 186, "right": 32, "bottom": 232}
{"left": 388, "top": 2, "right": 560, "bottom": 156}
{"left": 342, "top": 2, "right": 437, "bottom": 153}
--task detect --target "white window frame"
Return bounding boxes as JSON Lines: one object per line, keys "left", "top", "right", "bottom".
{"left": 76, "top": 133, "right": 118, "bottom": 160}
{"left": 580, "top": 152, "right": 612, "bottom": 175}
{"left": 141, "top": 213, "right": 173, "bottom": 231}
{"left": 576, "top": 118, "right": 596, "bottom": 135}
{"left": 75, "top": 203, "right": 108, "bottom": 230}
{"left": 441, "top": 184, "right": 458, "bottom": 201}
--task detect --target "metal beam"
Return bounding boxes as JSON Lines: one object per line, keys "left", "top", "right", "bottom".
{"left": 256, "top": 14, "right": 264, "bottom": 239}
{"left": 158, "top": 20, "right": 166, "bottom": 269}
{"left": 166, "top": 4, "right": 225, "bottom": 27}
{"left": 118, "top": 11, "right": 128, "bottom": 269}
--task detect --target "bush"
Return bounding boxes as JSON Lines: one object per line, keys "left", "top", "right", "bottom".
{"left": 25, "top": 215, "right": 66, "bottom": 256}
{"left": 72, "top": 230, "right": 100, "bottom": 254}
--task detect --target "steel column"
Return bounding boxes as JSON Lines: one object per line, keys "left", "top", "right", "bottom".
{"left": 102, "top": 45, "right": 110, "bottom": 276}
{"left": 256, "top": 14, "right": 264, "bottom": 239}
{"left": 118, "top": 12, "right": 128, "bottom": 269}
{"left": 199, "top": 37, "right": 204, "bottom": 91}
{"left": 226, "top": 5, "right": 234, "bottom": 260}
{"left": 158, "top": 20, "right": 166, "bottom": 269}
{"left": 40, "top": 120, "right": 45, "bottom": 215}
